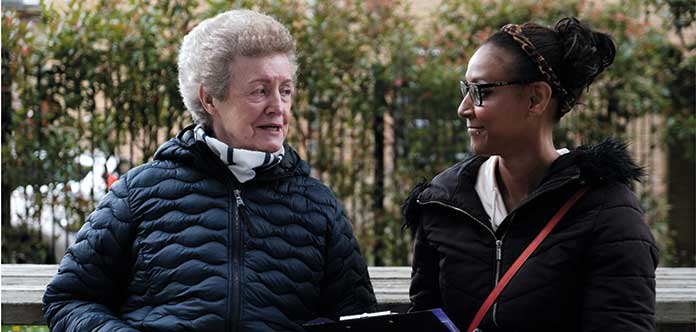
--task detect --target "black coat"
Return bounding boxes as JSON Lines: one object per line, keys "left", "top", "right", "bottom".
{"left": 403, "top": 140, "right": 659, "bottom": 332}
{"left": 43, "top": 125, "right": 376, "bottom": 332}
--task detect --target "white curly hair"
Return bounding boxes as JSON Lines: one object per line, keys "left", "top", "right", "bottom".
{"left": 177, "top": 9, "right": 297, "bottom": 126}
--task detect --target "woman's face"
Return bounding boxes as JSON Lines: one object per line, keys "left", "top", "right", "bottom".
{"left": 207, "top": 53, "right": 293, "bottom": 152}
{"left": 458, "top": 44, "right": 534, "bottom": 156}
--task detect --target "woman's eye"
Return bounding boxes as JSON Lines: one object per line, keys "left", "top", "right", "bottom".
{"left": 478, "top": 88, "right": 490, "bottom": 98}
{"left": 280, "top": 87, "right": 293, "bottom": 97}
{"left": 252, "top": 88, "right": 267, "bottom": 96}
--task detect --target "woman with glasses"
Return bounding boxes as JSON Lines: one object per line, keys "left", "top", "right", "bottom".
{"left": 403, "top": 17, "right": 658, "bottom": 331}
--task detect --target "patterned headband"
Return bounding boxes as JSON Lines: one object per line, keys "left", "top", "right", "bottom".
{"left": 501, "top": 24, "right": 574, "bottom": 113}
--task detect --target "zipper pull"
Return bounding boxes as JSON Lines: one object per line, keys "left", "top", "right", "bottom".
{"left": 496, "top": 240, "right": 503, "bottom": 261}
{"left": 233, "top": 189, "right": 245, "bottom": 207}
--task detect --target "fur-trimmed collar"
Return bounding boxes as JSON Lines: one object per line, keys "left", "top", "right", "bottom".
{"left": 574, "top": 138, "right": 644, "bottom": 185}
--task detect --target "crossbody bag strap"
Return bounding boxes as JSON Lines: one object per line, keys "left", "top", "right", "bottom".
{"left": 466, "top": 186, "right": 590, "bottom": 332}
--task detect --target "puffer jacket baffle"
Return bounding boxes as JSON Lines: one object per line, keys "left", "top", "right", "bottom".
{"left": 404, "top": 139, "right": 659, "bottom": 332}
{"left": 43, "top": 125, "right": 376, "bottom": 332}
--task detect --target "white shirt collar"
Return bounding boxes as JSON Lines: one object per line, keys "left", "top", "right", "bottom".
{"left": 475, "top": 149, "right": 569, "bottom": 231}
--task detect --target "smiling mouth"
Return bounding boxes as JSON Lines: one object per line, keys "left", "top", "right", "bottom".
{"left": 258, "top": 125, "right": 281, "bottom": 132}
{"left": 468, "top": 126, "right": 484, "bottom": 136}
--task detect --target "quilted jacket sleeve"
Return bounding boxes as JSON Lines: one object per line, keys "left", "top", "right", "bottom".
{"left": 580, "top": 186, "right": 659, "bottom": 332}
{"left": 319, "top": 202, "right": 377, "bottom": 319}
{"left": 408, "top": 222, "right": 442, "bottom": 312}
{"left": 42, "top": 175, "right": 138, "bottom": 332}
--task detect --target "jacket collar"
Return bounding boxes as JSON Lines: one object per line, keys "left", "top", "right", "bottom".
{"left": 417, "top": 155, "right": 491, "bottom": 223}
{"left": 153, "top": 124, "right": 310, "bottom": 182}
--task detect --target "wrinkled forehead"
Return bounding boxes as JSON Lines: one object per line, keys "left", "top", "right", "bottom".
{"left": 464, "top": 44, "right": 517, "bottom": 83}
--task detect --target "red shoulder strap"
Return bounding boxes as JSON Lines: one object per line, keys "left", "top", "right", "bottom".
{"left": 466, "top": 187, "right": 589, "bottom": 332}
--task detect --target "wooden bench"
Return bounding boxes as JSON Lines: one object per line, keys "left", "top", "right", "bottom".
{"left": 2, "top": 265, "right": 695, "bottom": 325}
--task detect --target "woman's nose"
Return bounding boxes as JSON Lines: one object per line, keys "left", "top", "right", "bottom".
{"left": 266, "top": 91, "right": 285, "bottom": 114}
{"left": 457, "top": 96, "right": 474, "bottom": 119}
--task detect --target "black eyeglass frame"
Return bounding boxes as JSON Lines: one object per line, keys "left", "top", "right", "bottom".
{"left": 459, "top": 80, "right": 534, "bottom": 106}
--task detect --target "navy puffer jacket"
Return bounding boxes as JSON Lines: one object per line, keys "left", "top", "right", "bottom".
{"left": 43, "top": 125, "right": 376, "bottom": 332}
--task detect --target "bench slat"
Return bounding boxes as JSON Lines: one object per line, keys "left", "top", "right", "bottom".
{"left": 3, "top": 264, "right": 694, "bottom": 325}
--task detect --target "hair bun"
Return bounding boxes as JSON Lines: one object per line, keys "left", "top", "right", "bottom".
{"left": 554, "top": 17, "right": 616, "bottom": 90}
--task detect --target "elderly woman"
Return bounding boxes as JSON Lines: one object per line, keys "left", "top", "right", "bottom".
{"left": 43, "top": 9, "right": 376, "bottom": 332}
{"left": 403, "top": 17, "right": 658, "bottom": 331}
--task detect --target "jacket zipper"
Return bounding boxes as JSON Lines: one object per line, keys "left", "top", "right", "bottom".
{"left": 492, "top": 213, "right": 516, "bottom": 327}
{"left": 195, "top": 143, "right": 249, "bottom": 332}
{"left": 492, "top": 239, "right": 503, "bottom": 327}
{"left": 228, "top": 189, "right": 245, "bottom": 332}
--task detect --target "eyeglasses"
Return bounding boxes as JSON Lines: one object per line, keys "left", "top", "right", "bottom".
{"left": 459, "top": 80, "right": 533, "bottom": 106}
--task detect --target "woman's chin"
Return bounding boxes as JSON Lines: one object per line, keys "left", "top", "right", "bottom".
{"left": 252, "top": 140, "right": 284, "bottom": 153}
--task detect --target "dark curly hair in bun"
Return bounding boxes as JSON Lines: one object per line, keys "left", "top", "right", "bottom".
{"left": 484, "top": 17, "right": 616, "bottom": 120}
